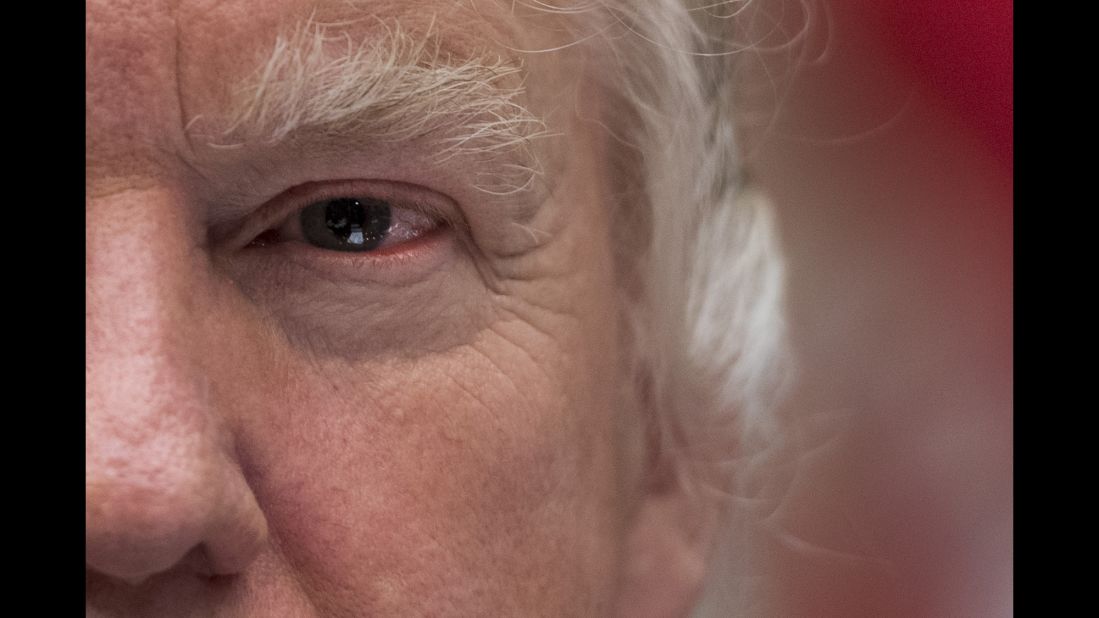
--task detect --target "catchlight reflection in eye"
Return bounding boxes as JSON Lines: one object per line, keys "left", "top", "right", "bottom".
{"left": 302, "top": 197, "right": 392, "bottom": 252}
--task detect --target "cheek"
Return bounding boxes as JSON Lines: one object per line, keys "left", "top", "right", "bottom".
{"left": 205, "top": 84, "right": 627, "bottom": 613}
{"left": 229, "top": 325, "right": 623, "bottom": 614}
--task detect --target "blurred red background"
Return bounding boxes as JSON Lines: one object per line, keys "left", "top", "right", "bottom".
{"left": 723, "top": 1, "right": 1011, "bottom": 615}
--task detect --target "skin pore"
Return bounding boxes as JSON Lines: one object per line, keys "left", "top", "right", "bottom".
{"left": 87, "top": 0, "right": 641, "bottom": 615}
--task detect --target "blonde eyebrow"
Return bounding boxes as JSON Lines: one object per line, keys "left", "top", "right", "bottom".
{"left": 215, "top": 14, "right": 549, "bottom": 196}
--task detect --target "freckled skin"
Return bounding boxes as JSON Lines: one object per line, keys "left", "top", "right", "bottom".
{"left": 86, "top": 1, "right": 639, "bottom": 616}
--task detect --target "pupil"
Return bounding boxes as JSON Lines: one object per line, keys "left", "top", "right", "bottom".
{"left": 301, "top": 197, "right": 392, "bottom": 252}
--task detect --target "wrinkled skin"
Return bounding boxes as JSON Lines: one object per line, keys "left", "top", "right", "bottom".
{"left": 87, "top": 1, "right": 703, "bottom": 616}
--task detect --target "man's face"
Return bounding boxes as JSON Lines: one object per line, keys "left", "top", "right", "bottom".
{"left": 86, "top": 0, "right": 637, "bottom": 614}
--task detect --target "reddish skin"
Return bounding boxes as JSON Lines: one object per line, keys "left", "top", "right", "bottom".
{"left": 87, "top": 1, "right": 704, "bottom": 615}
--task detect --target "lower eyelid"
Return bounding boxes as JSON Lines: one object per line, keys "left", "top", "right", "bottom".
{"left": 258, "top": 225, "right": 456, "bottom": 285}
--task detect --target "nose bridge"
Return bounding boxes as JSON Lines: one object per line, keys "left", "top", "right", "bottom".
{"left": 87, "top": 186, "right": 210, "bottom": 438}
{"left": 86, "top": 186, "right": 266, "bottom": 583}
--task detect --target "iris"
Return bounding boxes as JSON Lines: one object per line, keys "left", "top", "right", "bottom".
{"left": 301, "top": 197, "right": 392, "bottom": 252}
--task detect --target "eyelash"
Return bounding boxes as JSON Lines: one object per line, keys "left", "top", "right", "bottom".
{"left": 236, "top": 180, "right": 453, "bottom": 257}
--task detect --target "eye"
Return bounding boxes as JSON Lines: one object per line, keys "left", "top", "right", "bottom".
{"left": 244, "top": 182, "right": 448, "bottom": 256}
{"left": 301, "top": 197, "right": 392, "bottom": 252}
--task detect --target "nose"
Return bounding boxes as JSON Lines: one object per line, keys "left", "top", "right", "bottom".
{"left": 86, "top": 187, "right": 268, "bottom": 584}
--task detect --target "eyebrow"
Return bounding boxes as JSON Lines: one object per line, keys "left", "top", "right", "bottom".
{"left": 210, "top": 14, "right": 550, "bottom": 197}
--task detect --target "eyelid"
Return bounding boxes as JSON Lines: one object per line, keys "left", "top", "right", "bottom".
{"left": 218, "top": 179, "right": 464, "bottom": 250}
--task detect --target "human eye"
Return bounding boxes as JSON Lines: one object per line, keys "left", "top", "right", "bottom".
{"left": 243, "top": 180, "right": 450, "bottom": 259}
{"left": 217, "top": 177, "right": 484, "bottom": 356}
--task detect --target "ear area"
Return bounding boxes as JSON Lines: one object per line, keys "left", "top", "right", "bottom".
{"left": 615, "top": 474, "right": 720, "bottom": 618}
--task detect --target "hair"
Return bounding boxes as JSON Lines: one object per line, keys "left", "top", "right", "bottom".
{"left": 537, "top": 1, "right": 798, "bottom": 612}
{"left": 221, "top": 14, "right": 556, "bottom": 197}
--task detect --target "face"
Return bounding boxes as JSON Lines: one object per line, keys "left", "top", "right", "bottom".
{"left": 86, "top": 0, "right": 656, "bottom": 615}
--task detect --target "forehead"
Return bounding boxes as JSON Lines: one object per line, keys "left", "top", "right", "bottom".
{"left": 88, "top": 0, "right": 526, "bottom": 83}
{"left": 86, "top": 0, "right": 565, "bottom": 178}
